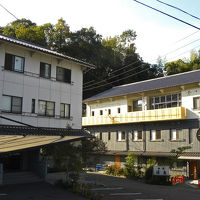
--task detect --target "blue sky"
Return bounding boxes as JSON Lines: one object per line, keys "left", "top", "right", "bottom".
{"left": 1, "top": 0, "right": 200, "bottom": 64}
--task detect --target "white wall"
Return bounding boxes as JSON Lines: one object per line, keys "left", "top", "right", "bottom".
{"left": 88, "top": 98, "right": 128, "bottom": 116}
{"left": 182, "top": 87, "right": 200, "bottom": 119}
{"left": 0, "top": 42, "right": 83, "bottom": 129}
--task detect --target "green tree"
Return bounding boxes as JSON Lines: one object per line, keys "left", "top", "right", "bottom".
{"left": 1, "top": 18, "right": 47, "bottom": 46}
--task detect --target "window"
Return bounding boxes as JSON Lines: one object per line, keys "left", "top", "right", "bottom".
{"left": 170, "top": 129, "right": 180, "bottom": 141}
{"left": 91, "top": 111, "right": 95, "bottom": 116}
{"left": 128, "top": 106, "right": 132, "bottom": 112}
{"left": 2, "top": 95, "right": 22, "bottom": 113}
{"left": 117, "top": 107, "right": 121, "bottom": 113}
{"left": 189, "top": 129, "right": 193, "bottom": 144}
{"left": 100, "top": 110, "right": 103, "bottom": 115}
{"left": 31, "top": 99, "right": 35, "bottom": 113}
{"left": 38, "top": 100, "right": 55, "bottom": 117}
{"left": 193, "top": 97, "right": 200, "bottom": 109}
{"left": 100, "top": 132, "right": 102, "bottom": 140}
{"left": 4, "top": 53, "right": 24, "bottom": 72}
{"left": 108, "top": 132, "right": 111, "bottom": 140}
{"left": 56, "top": 67, "right": 71, "bottom": 83}
{"left": 133, "top": 99, "right": 142, "bottom": 111}
{"left": 108, "top": 109, "right": 111, "bottom": 115}
{"left": 60, "top": 103, "right": 70, "bottom": 118}
{"left": 117, "top": 131, "right": 126, "bottom": 141}
{"left": 133, "top": 130, "right": 142, "bottom": 141}
{"left": 40, "top": 62, "right": 51, "bottom": 79}
{"left": 150, "top": 93, "right": 181, "bottom": 110}
{"left": 150, "top": 130, "right": 161, "bottom": 141}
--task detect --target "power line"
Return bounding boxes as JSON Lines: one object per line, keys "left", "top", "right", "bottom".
{"left": 133, "top": 0, "right": 200, "bottom": 31}
{"left": 0, "top": 3, "right": 18, "bottom": 20}
{"left": 83, "top": 59, "right": 141, "bottom": 87}
{"left": 83, "top": 65, "right": 150, "bottom": 92}
{"left": 83, "top": 63, "right": 142, "bottom": 89}
{"left": 162, "top": 37, "right": 200, "bottom": 57}
{"left": 156, "top": 0, "right": 200, "bottom": 21}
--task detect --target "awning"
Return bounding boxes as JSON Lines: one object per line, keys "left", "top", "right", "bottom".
{"left": 0, "top": 125, "right": 92, "bottom": 153}
{"left": 178, "top": 156, "right": 200, "bottom": 160}
{"left": 0, "top": 135, "right": 85, "bottom": 153}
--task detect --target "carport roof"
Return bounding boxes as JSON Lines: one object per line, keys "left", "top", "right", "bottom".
{"left": 0, "top": 125, "right": 92, "bottom": 153}
{"left": 0, "top": 135, "right": 85, "bottom": 153}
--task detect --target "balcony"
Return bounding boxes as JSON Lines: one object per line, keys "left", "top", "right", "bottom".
{"left": 82, "top": 107, "right": 186, "bottom": 126}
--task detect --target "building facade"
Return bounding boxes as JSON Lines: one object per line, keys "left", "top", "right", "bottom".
{"left": 0, "top": 34, "right": 94, "bottom": 183}
{"left": 82, "top": 70, "right": 200, "bottom": 179}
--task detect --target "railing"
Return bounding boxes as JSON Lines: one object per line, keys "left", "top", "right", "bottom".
{"left": 82, "top": 107, "right": 186, "bottom": 126}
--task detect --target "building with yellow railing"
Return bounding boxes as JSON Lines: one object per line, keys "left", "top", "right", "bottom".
{"left": 82, "top": 70, "right": 200, "bottom": 180}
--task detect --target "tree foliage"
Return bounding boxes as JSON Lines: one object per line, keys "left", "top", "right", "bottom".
{"left": 164, "top": 50, "right": 200, "bottom": 75}
{"left": 0, "top": 18, "right": 164, "bottom": 98}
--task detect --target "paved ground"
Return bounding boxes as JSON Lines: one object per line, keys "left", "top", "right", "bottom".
{"left": 0, "top": 182, "right": 87, "bottom": 200}
{"left": 85, "top": 172, "right": 200, "bottom": 200}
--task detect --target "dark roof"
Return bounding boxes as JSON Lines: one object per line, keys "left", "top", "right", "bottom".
{"left": 0, "top": 125, "right": 92, "bottom": 137}
{"left": 0, "top": 34, "right": 95, "bottom": 69}
{"left": 84, "top": 70, "right": 200, "bottom": 102}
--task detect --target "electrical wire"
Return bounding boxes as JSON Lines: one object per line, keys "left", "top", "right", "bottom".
{"left": 156, "top": 0, "right": 200, "bottom": 21}
{"left": 83, "top": 62, "right": 142, "bottom": 89}
{"left": 83, "top": 65, "right": 150, "bottom": 92}
{"left": 133, "top": 0, "right": 200, "bottom": 30}
{"left": 0, "top": 3, "right": 18, "bottom": 20}
{"left": 83, "top": 59, "right": 141, "bottom": 87}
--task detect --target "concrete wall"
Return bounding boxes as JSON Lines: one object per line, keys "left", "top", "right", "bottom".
{"left": 87, "top": 119, "right": 200, "bottom": 153}
{"left": 0, "top": 42, "right": 83, "bottom": 129}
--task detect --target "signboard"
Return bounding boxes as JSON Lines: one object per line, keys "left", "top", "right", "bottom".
{"left": 153, "top": 166, "right": 169, "bottom": 176}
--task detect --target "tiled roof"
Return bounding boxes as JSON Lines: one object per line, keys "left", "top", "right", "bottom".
{"left": 84, "top": 69, "right": 200, "bottom": 102}
{"left": 0, "top": 34, "right": 95, "bottom": 69}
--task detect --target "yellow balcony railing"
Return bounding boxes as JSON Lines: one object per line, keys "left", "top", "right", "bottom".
{"left": 82, "top": 107, "right": 186, "bottom": 126}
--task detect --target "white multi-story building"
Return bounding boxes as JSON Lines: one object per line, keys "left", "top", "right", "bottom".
{"left": 83, "top": 70, "right": 200, "bottom": 179}
{"left": 0, "top": 34, "right": 94, "bottom": 184}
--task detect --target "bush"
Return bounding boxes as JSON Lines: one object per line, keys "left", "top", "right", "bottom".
{"left": 144, "top": 166, "right": 153, "bottom": 180}
{"left": 105, "top": 165, "right": 115, "bottom": 175}
{"left": 105, "top": 165, "right": 124, "bottom": 176}
{"left": 124, "top": 166, "right": 138, "bottom": 178}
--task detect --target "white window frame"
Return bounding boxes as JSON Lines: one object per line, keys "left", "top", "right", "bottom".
{"left": 133, "top": 130, "right": 142, "bottom": 141}
{"left": 117, "top": 131, "right": 126, "bottom": 141}
{"left": 170, "top": 129, "right": 180, "bottom": 141}
{"left": 150, "top": 130, "right": 161, "bottom": 141}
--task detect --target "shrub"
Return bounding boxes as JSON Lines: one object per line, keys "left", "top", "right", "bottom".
{"left": 105, "top": 165, "right": 115, "bottom": 175}
{"left": 144, "top": 166, "right": 153, "bottom": 180}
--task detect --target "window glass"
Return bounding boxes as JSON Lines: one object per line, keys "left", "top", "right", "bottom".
{"left": 193, "top": 97, "right": 200, "bottom": 109}
{"left": 150, "top": 93, "right": 181, "bottom": 110}
{"left": 121, "top": 131, "right": 126, "bottom": 140}
{"left": 12, "top": 97, "right": 22, "bottom": 113}
{"left": 171, "top": 129, "right": 177, "bottom": 140}
{"left": 2, "top": 96, "right": 11, "bottom": 112}
{"left": 31, "top": 99, "right": 35, "bottom": 113}
{"left": 156, "top": 130, "right": 161, "bottom": 140}
{"left": 56, "top": 67, "right": 71, "bottom": 83}
{"left": 133, "top": 99, "right": 142, "bottom": 111}
{"left": 40, "top": 62, "right": 51, "bottom": 79}
{"left": 138, "top": 131, "right": 143, "bottom": 140}
{"left": 38, "top": 100, "right": 46, "bottom": 115}
{"left": 2, "top": 96, "right": 22, "bottom": 113}
{"left": 64, "top": 104, "right": 70, "bottom": 118}
{"left": 46, "top": 101, "right": 55, "bottom": 116}
{"left": 5, "top": 53, "right": 24, "bottom": 72}
{"left": 151, "top": 130, "right": 156, "bottom": 140}
{"left": 14, "top": 56, "right": 24, "bottom": 72}
{"left": 60, "top": 103, "right": 70, "bottom": 118}
{"left": 108, "top": 132, "right": 111, "bottom": 140}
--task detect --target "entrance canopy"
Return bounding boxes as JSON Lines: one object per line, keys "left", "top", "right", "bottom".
{"left": 0, "top": 125, "right": 92, "bottom": 153}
